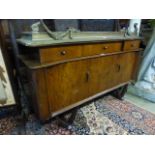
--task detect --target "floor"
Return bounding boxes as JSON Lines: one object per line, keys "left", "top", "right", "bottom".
{"left": 124, "top": 92, "right": 155, "bottom": 114}
{"left": 1, "top": 94, "right": 155, "bottom": 135}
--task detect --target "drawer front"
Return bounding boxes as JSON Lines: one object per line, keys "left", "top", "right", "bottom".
{"left": 39, "top": 42, "right": 122, "bottom": 64}
{"left": 123, "top": 40, "right": 140, "bottom": 51}
{"left": 82, "top": 42, "right": 122, "bottom": 56}
{"left": 40, "top": 45, "right": 82, "bottom": 63}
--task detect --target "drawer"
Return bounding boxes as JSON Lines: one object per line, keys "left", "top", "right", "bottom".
{"left": 39, "top": 45, "right": 82, "bottom": 63}
{"left": 39, "top": 42, "right": 122, "bottom": 64}
{"left": 82, "top": 42, "right": 122, "bottom": 56}
{"left": 123, "top": 40, "right": 140, "bottom": 51}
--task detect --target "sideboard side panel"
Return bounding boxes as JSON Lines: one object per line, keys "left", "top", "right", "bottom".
{"left": 31, "top": 69, "right": 50, "bottom": 121}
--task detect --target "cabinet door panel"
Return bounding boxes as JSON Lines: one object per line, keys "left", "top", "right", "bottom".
{"left": 116, "top": 52, "right": 138, "bottom": 82}
{"left": 45, "top": 60, "right": 89, "bottom": 112}
{"left": 88, "top": 56, "right": 117, "bottom": 95}
{"left": 88, "top": 53, "right": 138, "bottom": 96}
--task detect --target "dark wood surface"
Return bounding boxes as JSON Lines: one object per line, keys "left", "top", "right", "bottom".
{"left": 30, "top": 69, "right": 50, "bottom": 121}
{"left": 19, "top": 39, "right": 142, "bottom": 121}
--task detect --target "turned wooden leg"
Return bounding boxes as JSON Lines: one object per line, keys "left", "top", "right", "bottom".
{"left": 112, "top": 84, "right": 128, "bottom": 100}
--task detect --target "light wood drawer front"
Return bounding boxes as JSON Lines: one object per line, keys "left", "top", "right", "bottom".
{"left": 39, "top": 42, "right": 122, "bottom": 64}
{"left": 82, "top": 42, "right": 122, "bottom": 56}
{"left": 40, "top": 45, "right": 82, "bottom": 63}
{"left": 123, "top": 40, "right": 140, "bottom": 51}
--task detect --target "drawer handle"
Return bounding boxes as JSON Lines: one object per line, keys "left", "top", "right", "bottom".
{"left": 103, "top": 46, "right": 108, "bottom": 50}
{"left": 60, "top": 50, "right": 67, "bottom": 55}
{"left": 85, "top": 71, "right": 90, "bottom": 82}
{"left": 116, "top": 64, "right": 121, "bottom": 72}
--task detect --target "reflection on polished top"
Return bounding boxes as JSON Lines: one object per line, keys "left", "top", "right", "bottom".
{"left": 17, "top": 31, "right": 141, "bottom": 47}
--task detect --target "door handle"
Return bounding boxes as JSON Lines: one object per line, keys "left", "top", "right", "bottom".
{"left": 116, "top": 64, "right": 121, "bottom": 72}
{"left": 85, "top": 71, "right": 90, "bottom": 82}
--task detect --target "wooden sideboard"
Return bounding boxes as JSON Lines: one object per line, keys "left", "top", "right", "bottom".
{"left": 18, "top": 38, "right": 142, "bottom": 121}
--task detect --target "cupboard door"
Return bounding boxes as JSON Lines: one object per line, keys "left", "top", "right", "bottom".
{"left": 116, "top": 52, "right": 138, "bottom": 82}
{"left": 45, "top": 60, "right": 90, "bottom": 113}
{"left": 88, "top": 56, "right": 117, "bottom": 96}
{"left": 88, "top": 52, "right": 138, "bottom": 96}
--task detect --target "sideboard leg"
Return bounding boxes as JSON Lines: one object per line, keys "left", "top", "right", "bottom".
{"left": 112, "top": 84, "right": 128, "bottom": 100}
{"left": 56, "top": 109, "right": 78, "bottom": 128}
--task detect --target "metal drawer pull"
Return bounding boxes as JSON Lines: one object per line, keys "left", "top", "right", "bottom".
{"left": 85, "top": 71, "right": 90, "bottom": 82}
{"left": 103, "top": 46, "right": 108, "bottom": 50}
{"left": 60, "top": 51, "right": 67, "bottom": 55}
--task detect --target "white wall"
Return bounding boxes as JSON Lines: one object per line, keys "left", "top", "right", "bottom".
{"left": 129, "top": 19, "right": 142, "bottom": 36}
